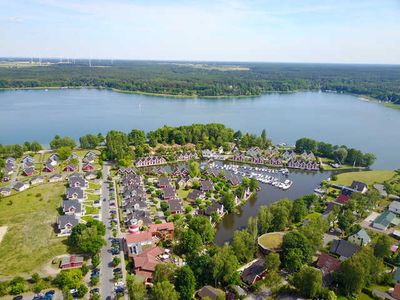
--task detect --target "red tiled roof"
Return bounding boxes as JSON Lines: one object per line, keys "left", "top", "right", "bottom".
{"left": 124, "top": 231, "right": 152, "bottom": 244}
{"left": 148, "top": 222, "right": 174, "bottom": 233}
{"left": 134, "top": 246, "right": 164, "bottom": 273}
{"left": 392, "top": 283, "right": 400, "bottom": 300}
{"left": 336, "top": 193, "right": 351, "bottom": 204}
{"left": 317, "top": 252, "right": 341, "bottom": 274}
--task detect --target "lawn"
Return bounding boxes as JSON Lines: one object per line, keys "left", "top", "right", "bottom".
{"left": 177, "top": 188, "right": 190, "bottom": 200}
{"left": 84, "top": 205, "right": 100, "bottom": 215}
{"left": 89, "top": 182, "right": 101, "bottom": 189}
{"left": 331, "top": 170, "right": 395, "bottom": 186}
{"left": 319, "top": 157, "right": 357, "bottom": 171}
{"left": 258, "top": 232, "right": 285, "bottom": 251}
{"left": 87, "top": 193, "right": 99, "bottom": 201}
{"left": 0, "top": 183, "right": 67, "bottom": 277}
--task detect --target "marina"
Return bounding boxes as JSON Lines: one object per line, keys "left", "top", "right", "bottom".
{"left": 208, "top": 162, "right": 294, "bottom": 190}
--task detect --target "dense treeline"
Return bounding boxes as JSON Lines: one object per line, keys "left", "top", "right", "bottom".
{"left": 295, "top": 137, "right": 376, "bottom": 167}
{"left": 1, "top": 60, "right": 400, "bottom": 104}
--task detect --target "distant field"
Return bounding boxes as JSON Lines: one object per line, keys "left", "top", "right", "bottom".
{"left": 0, "top": 183, "right": 67, "bottom": 277}
{"left": 331, "top": 170, "right": 395, "bottom": 186}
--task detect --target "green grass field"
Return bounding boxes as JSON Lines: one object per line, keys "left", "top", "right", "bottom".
{"left": 0, "top": 183, "right": 67, "bottom": 277}
{"left": 331, "top": 170, "right": 395, "bottom": 186}
{"left": 258, "top": 232, "right": 285, "bottom": 251}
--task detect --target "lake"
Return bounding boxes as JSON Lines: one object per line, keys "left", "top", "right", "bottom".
{"left": 1, "top": 88, "right": 399, "bottom": 243}
{"left": 0, "top": 88, "right": 399, "bottom": 169}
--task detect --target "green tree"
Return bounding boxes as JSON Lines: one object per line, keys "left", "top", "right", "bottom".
{"left": 374, "top": 235, "right": 391, "bottom": 259}
{"left": 105, "top": 130, "right": 131, "bottom": 161}
{"left": 249, "top": 177, "right": 259, "bottom": 192}
{"left": 189, "top": 161, "right": 200, "bottom": 178}
{"left": 50, "top": 135, "right": 76, "bottom": 149}
{"left": 257, "top": 206, "right": 272, "bottom": 234}
{"left": 270, "top": 199, "right": 292, "bottom": 231}
{"left": 178, "top": 229, "right": 203, "bottom": 256}
{"left": 222, "top": 191, "right": 235, "bottom": 213}
{"left": 189, "top": 216, "right": 216, "bottom": 244}
{"left": 30, "top": 141, "right": 43, "bottom": 152}
{"left": 282, "top": 231, "right": 313, "bottom": 271}
{"left": 291, "top": 266, "right": 322, "bottom": 298}
{"left": 151, "top": 281, "right": 179, "bottom": 300}
{"left": 175, "top": 266, "right": 196, "bottom": 300}
{"left": 333, "top": 147, "right": 348, "bottom": 164}
{"left": 153, "top": 263, "right": 177, "bottom": 284}
{"left": 68, "top": 220, "right": 106, "bottom": 255}
{"left": 77, "top": 284, "right": 88, "bottom": 298}
{"left": 57, "top": 146, "right": 72, "bottom": 160}
{"left": 231, "top": 230, "right": 256, "bottom": 263}
{"left": 127, "top": 275, "right": 147, "bottom": 300}
{"left": 265, "top": 252, "right": 281, "bottom": 272}
{"left": 338, "top": 209, "right": 356, "bottom": 234}
{"left": 211, "top": 244, "right": 239, "bottom": 286}
{"left": 128, "top": 129, "right": 146, "bottom": 146}
{"left": 292, "top": 198, "right": 308, "bottom": 223}
{"left": 9, "top": 276, "right": 26, "bottom": 295}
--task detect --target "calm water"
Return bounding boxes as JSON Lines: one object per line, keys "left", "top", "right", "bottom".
{"left": 0, "top": 89, "right": 399, "bottom": 169}
{"left": 215, "top": 169, "right": 329, "bottom": 245}
{"left": 1, "top": 88, "right": 399, "bottom": 242}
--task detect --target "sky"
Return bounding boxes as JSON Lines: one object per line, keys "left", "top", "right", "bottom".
{"left": 1, "top": 0, "right": 400, "bottom": 64}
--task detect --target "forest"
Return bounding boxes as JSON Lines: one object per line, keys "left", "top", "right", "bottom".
{"left": 0, "top": 59, "right": 400, "bottom": 104}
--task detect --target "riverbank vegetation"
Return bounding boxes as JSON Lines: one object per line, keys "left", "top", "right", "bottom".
{"left": 295, "top": 137, "right": 376, "bottom": 167}
{"left": 0, "top": 60, "right": 399, "bottom": 105}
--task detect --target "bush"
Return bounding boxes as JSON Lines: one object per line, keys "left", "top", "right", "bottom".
{"left": 81, "top": 264, "right": 90, "bottom": 276}
{"left": 92, "top": 255, "right": 100, "bottom": 268}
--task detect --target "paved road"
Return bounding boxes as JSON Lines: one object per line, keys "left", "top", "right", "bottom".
{"left": 99, "top": 164, "right": 114, "bottom": 300}
{"left": 99, "top": 163, "right": 127, "bottom": 300}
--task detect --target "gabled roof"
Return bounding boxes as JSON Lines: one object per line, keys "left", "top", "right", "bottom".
{"left": 241, "top": 259, "right": 265, "bottom": 285}
{"left": 124, "top": 231, "right": 153, "bottom": 244}
{"left": 317, "top": 252, "right": 341, "bottom": 274}
{"left": 162, "top": 186, "right": 175, "bottom": 199}
{"left": 66, "top": 187, "right": 84, "bottom": 199}
{"left": 336, "top": 193, "right": 351, "bottom": 204}
{"left": 63, "top": 200, "right": 82, "bottom": 213}
{"left": 205, "top": 203, "right": 224, "bottom": 216}
{"left": 13, "top": 181, "right": 27, "bottom": 190}
{"left": 133, "top": 246, "right": 163, "bottom": 273}
{"left": 158, "top": 177, "right": 170, "bottom": 186}
{"left": 390, "top": 201, "right": 400, "bottom": 212}
{"left": 197, "top": 286, "right": 224, "bottom": 300}
{"left": 374, "top": 211, "right": 398, "bottom": 228}
{"left": 168, "top": 199, "right": 183, "bottom": 212}
{"left": 58, "top": 215, "right": 79, "bottom": 228}
{"left": 349, "top": 228, "right": 371, "bottom": 244}
{"left": 187, "top": 189, "right": 204, "bottom": 201}
{"left": 201, "top": 180, "right": 214, "bottom": 191}
{"left": 350, "top": 181, "right": 367, "bottom": 192}
{"left": 330, "top": 239, "right": 359, "bottom": 258}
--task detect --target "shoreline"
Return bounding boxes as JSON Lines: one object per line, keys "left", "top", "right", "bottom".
{"left": 1, "top": 86, "right": 399, "bottom": 109}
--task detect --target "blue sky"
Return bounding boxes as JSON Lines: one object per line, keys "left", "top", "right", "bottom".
{"left": 1, "top": 0, "right": 400, "bottom": 64}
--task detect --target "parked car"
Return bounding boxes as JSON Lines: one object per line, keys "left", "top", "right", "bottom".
{"left": 111, "top": 248, "right": 119, "bottom": 255}
{"left": 113, "top": 268, "right": 122, "bottom": 273}
{"left": 13, "top": 296, "right": 23, "bottom": 300}
{"left": 90, "top": 288, "right": 100, "bottom": 294}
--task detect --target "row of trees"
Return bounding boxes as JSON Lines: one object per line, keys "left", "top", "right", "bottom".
{"left": 295, "top": 137, "right": 376, "bottom": 167}
{"left": 1, "top": 62, "right": 399, "bottom": 103}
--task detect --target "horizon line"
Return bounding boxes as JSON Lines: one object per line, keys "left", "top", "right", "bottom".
{"left": 1, "top": 56, "right": 399, "bottom": 67}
